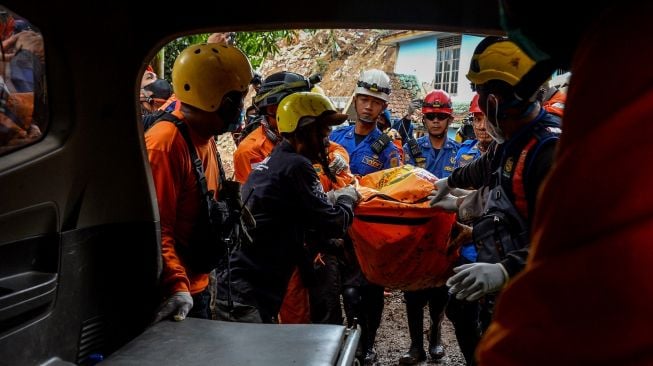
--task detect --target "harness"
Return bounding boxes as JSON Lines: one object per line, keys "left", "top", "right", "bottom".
{"left": 406, "top": 137, "right": 426, "bottom": 168}
{"left": 473, "top": 117, "right": 560, "bottom": 263}
{"left": 504, "top": 121, "right": 561, "bottom": 219}
{"left": 152, "top": 113, "right": 254, "bottom": 274}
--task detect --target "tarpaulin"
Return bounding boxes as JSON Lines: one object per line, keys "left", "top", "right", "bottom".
{"left": 350, "top": 165, "right": 459, "bottom": 291}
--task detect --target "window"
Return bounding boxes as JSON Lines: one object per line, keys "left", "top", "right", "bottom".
{"left": 0, "top": 6, "right": 47, "bottom": 156}
{"left": 434, "top": 35, "right": 461, "bottom": 95}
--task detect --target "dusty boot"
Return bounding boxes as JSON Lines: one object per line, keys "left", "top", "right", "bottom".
{"left": 363, "top": 320, "right": 379, "bottom": 365}
{"left": 428, "top": 322, "right": 445, "bottom": 360}
{"left": 399, "top": 345, "right": 426, "bottom": 364}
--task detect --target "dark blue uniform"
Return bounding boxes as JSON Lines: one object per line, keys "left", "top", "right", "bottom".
{"left": 216, "top": 140, "right": 354, "bottom": 323}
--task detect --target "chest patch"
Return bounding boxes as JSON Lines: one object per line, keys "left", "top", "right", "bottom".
{"left": 362, "top": 155, "right": 382, "bottom": 169}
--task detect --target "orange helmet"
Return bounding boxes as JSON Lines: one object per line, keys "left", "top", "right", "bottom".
{"left": 422, "top": 89, "right": 453, "bottom": 114}
{"left": 469, "top": 93, "right": 482, "bottom": 114}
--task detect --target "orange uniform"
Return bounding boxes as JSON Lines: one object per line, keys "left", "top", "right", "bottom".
{"left": 233, "top": 125, "right": 276, "bottom": 184}
{"left": 542, "top": 89, "right": 566, "bottom": 118}
{"left": 145, "top": 111, "right": 220, "bottom": 296}
{"left": 478, "top": 4, "right": 653, "bottom": 365}
{"left": 315, "top": 141, "right": 355, "bottom": 191}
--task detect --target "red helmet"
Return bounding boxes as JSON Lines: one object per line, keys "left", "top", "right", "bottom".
{"left": 469, "top": 93, "right": 482, "bottom": 114}
{"left": 422, "top": 89, "right": 453, "bottom": 114}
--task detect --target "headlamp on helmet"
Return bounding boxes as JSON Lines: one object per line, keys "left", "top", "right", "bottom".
{"left": 355, "top": 69, "right": 391, "bottom": 102}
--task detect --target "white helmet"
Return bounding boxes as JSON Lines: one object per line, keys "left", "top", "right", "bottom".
{"left": 355, "top": 69, "right": 391, "bottom": 102}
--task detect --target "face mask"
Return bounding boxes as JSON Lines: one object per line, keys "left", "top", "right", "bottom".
{"left": 485, "top": 94, "right": 506, "bottom": 144}
{"left": 218, "top": 92, "right": 245, "bottom": 133}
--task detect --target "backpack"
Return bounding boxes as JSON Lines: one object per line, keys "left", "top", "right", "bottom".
{"left": 472, "top": 122, "right": 560, "bottom": 263}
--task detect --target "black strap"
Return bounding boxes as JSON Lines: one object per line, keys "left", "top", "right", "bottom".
{"left": 155, "top": 112, "right": 225, "bottom": 207}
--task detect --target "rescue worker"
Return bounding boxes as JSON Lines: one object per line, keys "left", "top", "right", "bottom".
{"left": 399, "top": 89, "right": 459, "bottom": 364}
{"left": 307, "top": 84, "right": 355, "bottom": 325}
{"left": 330, "top": 68, "right": 402, "bottom": 365}
{"left": 307, "top": 139, "right": 355, "bottom": 325}
{"left": 429, "top": 38, "right": 561, "bottom": 354}
{"left": 233, "top": 72, "right": 336, "bottom": 324}
{"left": 139, "top": 64, "right": 176, "bottom": 132}
{"left": 476, "top": 1, "right": 653, "bottom": 364}
{"left": 330, "top": 69, "right": 402, "bottom": 175}
{"left": 146, "top": 44, "right": 252, "bottom": 322}
{"left": 441, "top": 93, "right": 492, "bottom": 366}
{"left": 215, "top": 92, "right": 359, "bottom": 323}
{"left": 233, "top": 71, "right": 312, "bottom": 183}
{"left": 280, "top": 87, "right": 355, "bottom": 325}
{"left": 455, "top": 93, "right": 493, "bottom": 168}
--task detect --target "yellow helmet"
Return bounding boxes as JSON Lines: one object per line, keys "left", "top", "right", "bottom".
{"left": 466, "top": 37, "right": 535, "bottom": 87}
{"left": 310, "top": 85, "right": 325, "bottom": 95}
{"left": 276, "top": 92, "right": 347, "bottom": 133}
{"left": 172, "top": 44, "right": 252, "bottom": 112}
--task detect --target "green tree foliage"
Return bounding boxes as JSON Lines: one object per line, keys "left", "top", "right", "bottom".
{"left": 161, "top": 31, "right": 300, "bottom": 80}
{"left": 233, "top": 30, "right": 298, "bottom": 69}
{"left": 162, "top": 34, "right": 210, "bottom": 80}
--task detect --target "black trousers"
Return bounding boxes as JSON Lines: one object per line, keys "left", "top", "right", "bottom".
{"left": 308, "top": 253, "right": 343, "bottom": 324}
{"left": 403, "top": 286, "right": 449, "bottom": 348}
{"left": 446, "top": 294, "right": 480, "bottom": 365}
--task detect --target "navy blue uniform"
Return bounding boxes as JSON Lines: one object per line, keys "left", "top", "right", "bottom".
{"left": 216, "top": 140, "right": 354, "bottom": 323}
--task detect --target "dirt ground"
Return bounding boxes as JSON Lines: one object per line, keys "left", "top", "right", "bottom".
{"left": 375, "top": 290, "right": 465, "bottom": 366}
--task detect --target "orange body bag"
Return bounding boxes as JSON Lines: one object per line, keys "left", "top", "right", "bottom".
{"left": 350, "top": 165, "right": 458, "bottom": 291}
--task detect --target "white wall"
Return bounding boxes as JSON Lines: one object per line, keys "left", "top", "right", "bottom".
{"left": 394, "top": 35, "right": 437, "bottom": 87}
{"left": 394, "top": 34, "right": 484, "bottom": 105}
{"left": 454, "top": 34, "right": 484, "bottom": 104}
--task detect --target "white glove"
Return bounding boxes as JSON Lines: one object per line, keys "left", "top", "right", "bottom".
{"left": 154, "top": 291, "right": 193, "bottom": 322}
{"left": 326, "top": 185, "right": 361, "bottom": 205}
{"left": 431, "top": 193, "right": 459, "bottom": 212}
{"left": 328, "top": 153, "right": 348, "bottom": 175}
{"left": 446, "top": 263, "right": 508, "bottom": 301}
{"left": 428, "top": 177, "right": 452, "bottom": 207}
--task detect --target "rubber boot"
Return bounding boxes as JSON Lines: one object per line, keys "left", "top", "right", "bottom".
{"left": 428, "top": 287, "right": 448, "bottom": 360}
{"left": 428, "top": 316, "right": 445, "bottom": 360}
{"left": 399, "top": 297, "right": 426, "bottom": 364}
